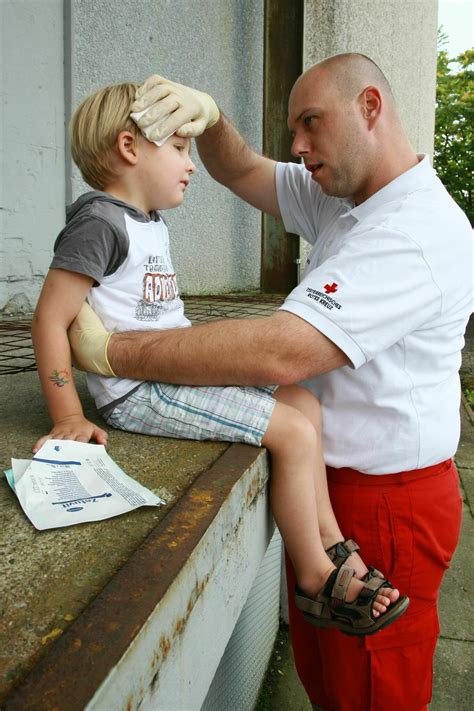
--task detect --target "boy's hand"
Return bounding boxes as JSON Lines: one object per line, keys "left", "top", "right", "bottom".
{"left": 131, "top": 75, "right": 219, "bottom": 143}
{"left": 68, "top": 303, "right": 116, "bottom": 376}
{"left": 33, "top": 415, "right": 108, "bottom": 454}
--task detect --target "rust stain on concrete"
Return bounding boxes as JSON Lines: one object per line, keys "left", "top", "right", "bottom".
{"left": 159, "top": 635, "right": 171, "bottom": 660}
{"left": 2, "top": 445, "right": 266, "bottom": 711}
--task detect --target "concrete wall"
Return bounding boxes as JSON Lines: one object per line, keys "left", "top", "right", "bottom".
{"left": 0, "top": 0, "right": 264, "bottom": 313}
{"left": 66, "top": 0, "right": 264, "bottom": 297}
{"left": 1, "top": 0, "right": 439, "bottom": 312}
{"left": 1, "top": 0, "right": 66, "bottom": 315}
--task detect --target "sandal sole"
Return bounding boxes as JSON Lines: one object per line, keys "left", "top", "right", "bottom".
{"left": 302, "top": 595, "right": 410, "bottom": 637}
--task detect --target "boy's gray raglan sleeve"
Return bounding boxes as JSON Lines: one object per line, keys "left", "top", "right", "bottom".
{"left": 50, "top": 216, "right": 125, "bottom": 283}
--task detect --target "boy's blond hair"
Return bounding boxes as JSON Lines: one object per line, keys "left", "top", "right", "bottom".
{"left": 70, "top": 82, "right": 141, "bottom": 190}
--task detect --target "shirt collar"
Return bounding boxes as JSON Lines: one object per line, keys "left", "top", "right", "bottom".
{"left": 348, "top": 154, "right": 434, "bottom": 223}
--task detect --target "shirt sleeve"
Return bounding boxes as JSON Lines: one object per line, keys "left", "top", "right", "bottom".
{"left": 280, "top": 225, "right": 443, "bottom": 368}
{"left": 50, "top": 215, "right": 125, "bottom": 283}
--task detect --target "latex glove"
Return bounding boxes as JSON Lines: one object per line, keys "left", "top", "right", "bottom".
{"left": 68, "top": 302, "right": 116, "bottom": 377}
{"left": 130, "top": 74, "right": 219, "bottom": 144}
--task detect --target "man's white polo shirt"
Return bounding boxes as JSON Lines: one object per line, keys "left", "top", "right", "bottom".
{"left": 276, "top": 156, "right": 473, "bottom": 474}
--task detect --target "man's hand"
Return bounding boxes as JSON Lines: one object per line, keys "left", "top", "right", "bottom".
{"left": 68, "top": 303, "right": 116, "bottom": 376}
{"left": 33, "top": 415, "right": 108, "bottom": 454}
{"left": 131, "top": 75, "right": 220, "bottom": 144}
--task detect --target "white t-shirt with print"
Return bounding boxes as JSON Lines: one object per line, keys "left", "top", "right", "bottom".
{"left": 87, "top": 213, "right": 190, "bottom": 409}
{"left": 51, "top": 192, "right": 190, "bottom": 411}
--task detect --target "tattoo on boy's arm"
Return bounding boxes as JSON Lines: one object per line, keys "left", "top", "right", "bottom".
{"left": 49, "top": 369, "right": 70, "bottom": 387}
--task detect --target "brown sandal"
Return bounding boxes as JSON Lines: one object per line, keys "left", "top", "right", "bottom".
{"left": 295, "top": 564, "right": 410, "bottom": 637}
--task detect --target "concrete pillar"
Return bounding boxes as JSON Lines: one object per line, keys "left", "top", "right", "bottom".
{"left": 295, "top": 0, "right": 438, "bottom": 270}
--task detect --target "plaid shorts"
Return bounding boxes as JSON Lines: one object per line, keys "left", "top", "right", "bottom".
{"left": 103, "top": 382, "right": 277, "bottom": 446}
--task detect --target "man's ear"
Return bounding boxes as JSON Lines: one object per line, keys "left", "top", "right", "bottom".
{"left": 359, "top": 86, "right": 382, "bottom": 128}
{"left": 116, "top": 131, "right": 139, "bottom": 165}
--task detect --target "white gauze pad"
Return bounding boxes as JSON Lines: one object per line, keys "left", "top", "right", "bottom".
{"left": 130, "top": 109, "right": 173, "bottom": 147}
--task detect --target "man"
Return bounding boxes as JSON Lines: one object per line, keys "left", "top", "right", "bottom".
{"left": 70, "top": 54, "right": 472, "bottom": 710}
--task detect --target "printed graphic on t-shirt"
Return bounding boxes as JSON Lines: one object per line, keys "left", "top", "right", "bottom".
{"left": 135, "top": 254, "right": 181, "bottom": 321}
{"left": 305, "top": 285, "right": 342, "bottom": 311}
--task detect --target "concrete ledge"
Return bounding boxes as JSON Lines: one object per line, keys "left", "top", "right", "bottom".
{"left": 0, "top": 372, "right": 274, "bottom": 709}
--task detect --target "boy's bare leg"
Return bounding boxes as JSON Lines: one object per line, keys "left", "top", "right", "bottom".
{"left": 273, "top": 386, "right": 344, "bottom": 549}
{"left": 263, "top": 388, "right": 399, "bottom": 612}
{"left": 262, "top": 401, "right": 335, "bottom": 597}
{"left": 273, "top": 386, "right": 372, "bottom": 573}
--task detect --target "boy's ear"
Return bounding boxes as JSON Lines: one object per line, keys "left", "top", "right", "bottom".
{"left": 116, "top": 131, "right": 139, "bottom": 165}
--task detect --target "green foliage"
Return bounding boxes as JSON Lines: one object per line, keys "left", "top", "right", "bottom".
{"left": 465, "top": 387, "right": 474, "bottom": 409}
{"left": 435, "top": 32, "right": 474, "bottom": 225}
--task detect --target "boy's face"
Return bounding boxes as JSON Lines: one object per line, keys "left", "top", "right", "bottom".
{"left": 137, "top": 134, "right": 196, "bottom": 212}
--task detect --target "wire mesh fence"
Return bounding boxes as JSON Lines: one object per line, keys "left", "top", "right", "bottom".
{"left": 0, "top": 321, "right": 37, "bottom": 375}
{"left": 0, "top": 294, "right": 285, "bottom": 376}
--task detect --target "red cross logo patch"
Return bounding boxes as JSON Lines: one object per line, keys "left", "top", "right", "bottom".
{"left": 323, "top": 282, "right": 338, "bottom": 294}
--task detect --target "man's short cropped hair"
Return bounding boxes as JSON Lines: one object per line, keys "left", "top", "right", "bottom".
{"left": 70, "top": 82, "right": 141, "bottom": 190}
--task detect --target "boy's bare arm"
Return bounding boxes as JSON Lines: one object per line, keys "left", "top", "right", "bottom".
{"left": 196, "top": 114, "right": 281, "bottom": 219}
{"left": 31, "top": 269, "right": 108, "bottom": 452}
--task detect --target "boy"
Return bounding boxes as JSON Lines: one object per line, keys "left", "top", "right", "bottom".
{"left": 32, "top": 82, "right": 408, "bottom": 635}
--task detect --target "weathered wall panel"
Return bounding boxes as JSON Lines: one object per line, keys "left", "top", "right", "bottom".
{"left": 1, "top": 0, "right": 264, "bottom": 312}
{"left": 0, "top": 0, "right": 65, "bottom": 314}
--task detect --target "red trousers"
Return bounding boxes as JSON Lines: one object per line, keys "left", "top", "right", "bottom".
{"left": 286, "top": 459, "right": 462, "bottom": 711}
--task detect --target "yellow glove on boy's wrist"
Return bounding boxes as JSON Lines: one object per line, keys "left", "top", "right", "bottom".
{"left": 68, "top": 302, "right": 116, "bottom": 377}
{"left": 131, "top": 74, "right": 219, "bottom": 144}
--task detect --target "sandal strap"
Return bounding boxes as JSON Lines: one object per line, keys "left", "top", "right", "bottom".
{"left": 295, "top": 593, "right": 325, "bottom": 617}
{"left": 363, "top": 566, "right": 387, "bottom": 583}
{"left": 331, "top": 564, "right": 355, "bottom": 601}
{"left": 295, "top": 568, "right": 339, "bottom": 617}
{"left": 325, "top": 539, "right": 360, "bottom": 569}
{"left": 332, "top": 564, "right": 385, "bottom": 603}
{"left": 360, "top": 573, "right": 387, "bottom": 597}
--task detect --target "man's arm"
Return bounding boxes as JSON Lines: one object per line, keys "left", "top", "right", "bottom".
{"left": 105, "top": 310, "right": 348, "bottom": 386}
{"left": 196, "top": 114, "right": 281, "bottom": 219}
